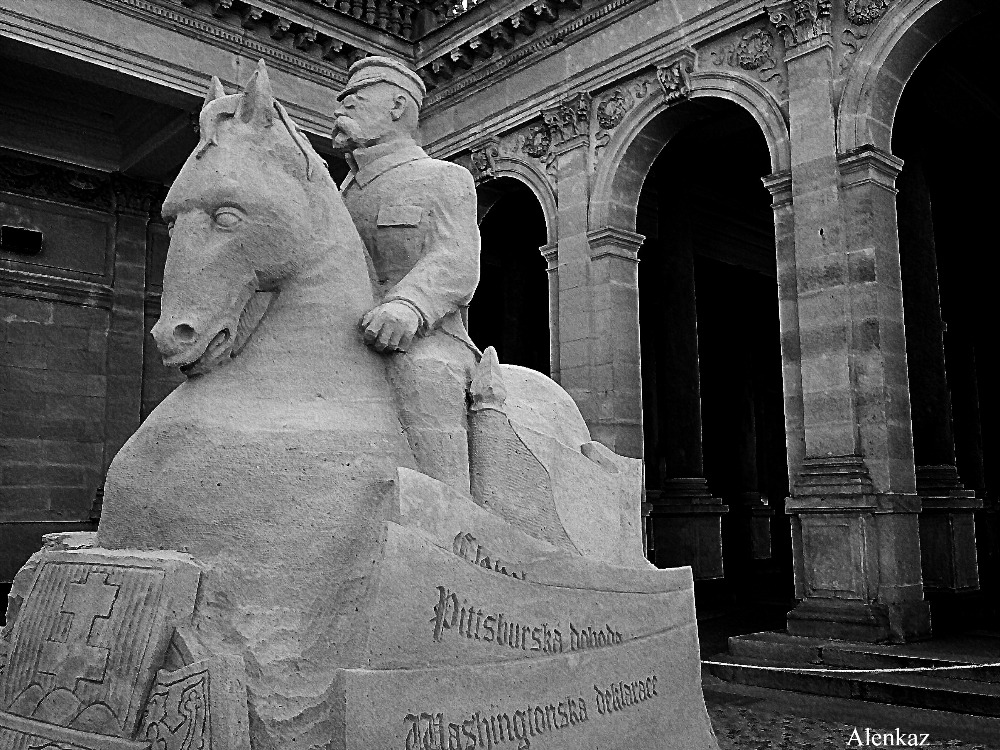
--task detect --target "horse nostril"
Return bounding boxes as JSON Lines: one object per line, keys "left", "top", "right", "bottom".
{"left": 174, "top": 324, "right": 196, "bottom": 342}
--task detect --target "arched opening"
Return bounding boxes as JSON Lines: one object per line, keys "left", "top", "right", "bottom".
{"left": 636, "top": 99, "right": 791, "bottom": 612}
{"left": 471, "top": 176, "right": 550, "bottom": 374}
{"left": 892, "top": 7, "right": 1000, "bottom": 624}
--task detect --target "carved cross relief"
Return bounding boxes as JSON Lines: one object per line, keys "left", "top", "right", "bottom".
{"left": 39, "top": 571, "right": 119, "bottom": 691}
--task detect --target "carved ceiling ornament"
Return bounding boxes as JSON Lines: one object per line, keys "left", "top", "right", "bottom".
{"left": 768, "top": 0, "right": 831, "bottom": 48}
{"left": 655, "top": 50, "right": 696, "bottom": 106}
{"left": 846, "top": 0, "right": 893, "bottom": 25}
{"left": 470, "top": 138, "right": 501, "bottom": 184}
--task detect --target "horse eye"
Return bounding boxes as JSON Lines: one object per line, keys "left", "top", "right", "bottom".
{"left": 212, "top": 208, "right": 243, "bottom": 228}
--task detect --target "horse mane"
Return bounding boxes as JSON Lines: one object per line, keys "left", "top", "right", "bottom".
{"left": 195, "top": 93, "right": 333, "bottom": 188}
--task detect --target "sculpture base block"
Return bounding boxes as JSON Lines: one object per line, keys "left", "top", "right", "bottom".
{"left": 336, "top": 625, "right": 714, "bottom": 749}
{"left": 0, "top": 471, "right": 720, "bottom": 750}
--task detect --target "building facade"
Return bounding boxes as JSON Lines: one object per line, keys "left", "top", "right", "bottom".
{"left": 1, "top": 0, "right": 996, "bottom": 643}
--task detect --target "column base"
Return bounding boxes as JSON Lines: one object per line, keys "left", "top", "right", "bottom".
{"left": 648, "top": 478, "right": 728, "bottom": 580}
{"left": 786, "top": 597, "right": 931, "bottom": 643}
{"left": 733, "top": 492, "right": 773, "bottom": 561}
{"left": 786, "top": 455, "right": 931, "bottom": 644}
{"left": 916, "top": 465, "right": 982, "bottom": 594}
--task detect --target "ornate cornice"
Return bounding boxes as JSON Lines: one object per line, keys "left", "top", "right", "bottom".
{"left": 423, "top": 0, "right": 653, "bottom": 108}
{"left": 0, "top": 267, "right": 114, "bottom": 310}
{"left": 0, "top": 151, "right": 166, "bottom": 217}
{"left": 86, "top": 0, "right": 370, "bottom": 86}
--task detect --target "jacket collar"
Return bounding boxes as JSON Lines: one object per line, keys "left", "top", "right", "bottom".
{"left": 341, "top": 139, "right": 428, "bottom": 190}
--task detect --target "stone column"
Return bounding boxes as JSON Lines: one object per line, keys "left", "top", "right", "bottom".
{"left": 551, "top": 121, "right": 595, "bottom": 441}
{"left": 764, "top": 172, "right": 806, "bottom": 489}
{"left": 770, "top": 0, "right": 930, "bottom": 642}
{"left": 102, "top": 179, "right": 154, "bottom": 479}
{"left": 643, "top": 214, "right": 726, "bottom": 578}
{"left": 540, "top": 241, "right": 560, "bottom": 382}
{"left": 586, "top": 227, "right": 644, "bottom": 459}
{"left": 896, "top": 162, "right": 981, "bottom": 594}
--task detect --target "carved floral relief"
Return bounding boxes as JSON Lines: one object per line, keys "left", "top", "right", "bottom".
{"left": 593, "top": 78, "right": 653, "bottom": 163}
{"left": 469, "top": 139, "right": 500, "bottom": 184}
{"left": 839, "top": 0, "right": 895, "bottom": 73}
{"left": 708, "top": 24, "right": 787, "bottom": 99}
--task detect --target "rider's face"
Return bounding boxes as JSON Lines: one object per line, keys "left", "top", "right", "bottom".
{"left": 332, "top": 84, "right": 398, "bottom": 151}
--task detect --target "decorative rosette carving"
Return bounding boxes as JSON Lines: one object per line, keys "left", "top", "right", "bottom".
{"left": 846, "top": 0, "right": 892, "bottom": 26}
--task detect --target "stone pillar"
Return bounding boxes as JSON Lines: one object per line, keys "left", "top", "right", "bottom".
{"left": 643, "top": 214, "right": 726, "bottom": 578}
{"left": 102, "top": 179, "right": 154, "bottom": 478}
{"left": 764, "top": 171, "right": 806, "bottom": 488}
{"left": 586, "top": 227, "right": 644, "bottom": 459}
{"left": 896, "top": 162, "right": 981, "bottom": 594}
{"left": 770, "top": 0, "right": 930, "bottom": 641}
{"left": 552, "top": 128, "right": 595, "bottom": 441}
{"left": 540, "top": 241, "right": 560, "bottom": 382}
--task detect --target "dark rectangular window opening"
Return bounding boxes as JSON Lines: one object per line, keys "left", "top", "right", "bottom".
{"left": 1, "top": 225, "right": 44, "bottom": 256}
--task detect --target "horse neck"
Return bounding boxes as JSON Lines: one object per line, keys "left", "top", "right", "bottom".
{"left": 233, "top": 239, "right": 380, "bottom": 385}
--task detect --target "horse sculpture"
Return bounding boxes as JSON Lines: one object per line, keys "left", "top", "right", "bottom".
{"left": 0, "top": 63, "right": 719, "bottom": 750}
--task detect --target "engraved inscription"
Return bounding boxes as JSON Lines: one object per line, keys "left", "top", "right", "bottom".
{"left": 452, "top": 533, "right": 526, "bottom": 580}
{"left": 430, "top": 587, "right": 623, "bottom": 654}
{"left": 404, "top": 693, "right": 590, "bottom": 749}
{"left": 593, "top": 673, "right": 658, "bottom": 716}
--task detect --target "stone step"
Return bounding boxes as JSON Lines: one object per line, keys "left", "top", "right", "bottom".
{"left": 705, "top": 653, "right": 1000, "bottom": 718}
{"left": 727, "top": 631, "right": 1000, "bottom": 684}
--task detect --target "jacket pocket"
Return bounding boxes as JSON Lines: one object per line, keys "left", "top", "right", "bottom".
{"left": 375, "top": 205, "right": 426, "bottom": 281}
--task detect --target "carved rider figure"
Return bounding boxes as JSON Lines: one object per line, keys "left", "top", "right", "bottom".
{"left": 332, "top": 56, "right": 480, "bottom": 493}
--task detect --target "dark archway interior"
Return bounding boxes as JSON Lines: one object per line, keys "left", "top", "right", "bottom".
{"left": 637, "top": 99, "right": 791, "bottom": 607}
{"left": 894, "top": 9, "right": 1000, "bottom": 618}
{"left": 471, "top": 177, "right": 550, "bottom": 374}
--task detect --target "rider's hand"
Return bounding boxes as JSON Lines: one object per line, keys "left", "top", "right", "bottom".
{"left": 359, "top": 301, "right": 422, "bottom": 352}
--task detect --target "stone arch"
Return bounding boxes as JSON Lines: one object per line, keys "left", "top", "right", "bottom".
{"left": 590, "top": 70, "right": 790, "bottom": 234}
{"left": 477, "top": 156, "right": 557, "bottom": 246}
{"left": 837, "top": 0, "right": 984, "bottom": 154}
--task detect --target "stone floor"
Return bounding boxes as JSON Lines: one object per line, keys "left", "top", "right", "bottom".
{"left": 702, "top": 671, "right": 1000, "bottom": 750}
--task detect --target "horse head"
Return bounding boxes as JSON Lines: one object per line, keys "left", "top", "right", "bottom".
{"left": 152, "top": 61, "right": 360, "bottom": 376}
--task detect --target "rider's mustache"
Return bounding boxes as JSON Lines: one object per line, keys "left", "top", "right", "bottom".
{"left": 332, "top": 117, "right": 379, "bottom": 149}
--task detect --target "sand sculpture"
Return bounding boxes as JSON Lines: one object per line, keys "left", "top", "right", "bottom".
{"left": 0, "top": 61, "right": 720, "bottom": 750}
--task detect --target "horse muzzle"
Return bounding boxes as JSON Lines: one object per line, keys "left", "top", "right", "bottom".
{"left": 153, "top": 319, "right": 234, "bottom": 376}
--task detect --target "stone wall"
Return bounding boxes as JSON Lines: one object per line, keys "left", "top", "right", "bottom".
{"left": 0, "top": 155, "right": 171, "bottom": 603}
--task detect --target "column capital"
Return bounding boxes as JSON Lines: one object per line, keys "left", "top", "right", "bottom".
{"left": 653, "top": 49, "right": 696, "bottom": 107}
{"left": 542, "top": 91, "right": 592, "bottom": 157}
{"left": 762, "top": 170, "right": 792, "bottom": 208}
{"left": 539, "top": 241, "right": 559, "bottom": 269}
{"left": 838, "top": 145, "right": 904, "bottom": 191}
{"left": 767, "top": 0, "right": 831, "bottom": 57}
{"left": 587, "top": 226, "right": 644, "bottom": 263}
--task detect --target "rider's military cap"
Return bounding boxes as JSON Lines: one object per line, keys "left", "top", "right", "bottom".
{"left": 337, "top": 56, "right": 426, "bottom": 107}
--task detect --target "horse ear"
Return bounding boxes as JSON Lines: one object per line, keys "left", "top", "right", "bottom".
{"left": 203, "top": 76, "right": 226, "bottom": 108}
{"left": 237, "top": 60, "right": 275, "bottom": 127}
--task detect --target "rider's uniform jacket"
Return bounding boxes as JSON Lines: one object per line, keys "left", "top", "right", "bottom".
{"left": 340, "top": 138, "right": 480, "bottom": 350}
